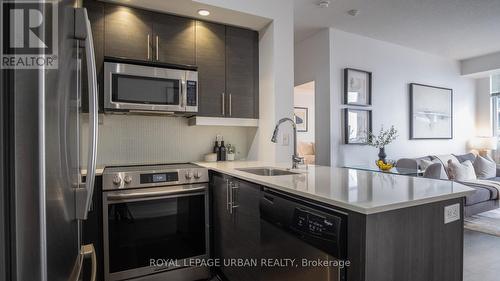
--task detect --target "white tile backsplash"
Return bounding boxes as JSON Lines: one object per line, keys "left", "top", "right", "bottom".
{"left": 80, "top": 114, "right": 257, "bottom": 166}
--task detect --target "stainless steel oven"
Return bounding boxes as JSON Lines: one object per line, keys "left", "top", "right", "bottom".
{"left": 104, "top": 62, "right": 198, "bottom": 114}
{"left": 102, "top": 164, "right": 209, "bottom": 281}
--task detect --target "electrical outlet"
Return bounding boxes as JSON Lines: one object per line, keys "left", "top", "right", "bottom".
{"left": 282, "top": 134, "right": 290, "bottom": 146}
{"left": 444, "top": 203, "right": 460, "bottom": 224}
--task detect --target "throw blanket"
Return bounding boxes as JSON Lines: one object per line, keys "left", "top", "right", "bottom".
{"left": 459, "top": 179, "right": 500, "bottom": 201}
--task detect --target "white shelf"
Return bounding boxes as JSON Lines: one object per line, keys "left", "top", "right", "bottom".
{"left": 188, "top": 116, "right": 259, "bottom": 127}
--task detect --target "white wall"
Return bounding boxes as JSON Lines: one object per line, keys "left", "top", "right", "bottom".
{"left": 294, "top": 29, "right": 331, "bottom": 165}
{"left": 475, "top": 77, "right": 492, "bottom": 137}
{"left": 329, "top": 29, "right": 476, "bottom": 166}
{"left": 81, "top": 114, "right": 256, "bottom": 166}
{"left": 196, "top": 0, "right": 295, "bottom": 163}
{"left": 294, "top": 82, "right": 315, "bottom": 143}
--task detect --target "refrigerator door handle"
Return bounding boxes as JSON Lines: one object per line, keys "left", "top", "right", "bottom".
{"left": 81, "top": 244, "right": 97, "bottom": 281}
{"left": 69, "top": 243, "right": 97, "bottom": 281}
{"left": 75, "top": 8, "right": 98, "bottom": 220}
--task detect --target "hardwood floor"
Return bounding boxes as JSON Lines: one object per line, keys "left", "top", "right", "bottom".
{"left": 464, "top": 229, "right": 500, "bottom": 281}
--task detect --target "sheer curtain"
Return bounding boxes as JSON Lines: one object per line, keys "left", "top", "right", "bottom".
{"left": 491, "top": 75, "right": 500, "bottom": 162}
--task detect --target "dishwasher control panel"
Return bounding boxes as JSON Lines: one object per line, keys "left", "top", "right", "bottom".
{"left": 292, "top": 208, "right": 341, "bottom": 241}
{"left": 260, "top": 189, "right": 347, "bottom": 259}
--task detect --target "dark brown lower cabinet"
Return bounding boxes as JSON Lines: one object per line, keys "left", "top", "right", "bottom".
{"left": 211, "top": 173, "right": 465, "bottom": 281}
{"left": 346, "top": 197, "right": 465, "bottom": 281}
{"left": 211, "top": 173, "right": 261, "bottom": 281}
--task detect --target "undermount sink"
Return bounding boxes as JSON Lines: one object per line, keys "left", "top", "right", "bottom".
{"left": 236, "top": 167, "right": 299, "bottom": 176}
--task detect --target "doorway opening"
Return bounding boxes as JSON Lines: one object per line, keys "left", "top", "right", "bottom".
{"left": 294, "top": 81, "right": 315, "bottom": 165}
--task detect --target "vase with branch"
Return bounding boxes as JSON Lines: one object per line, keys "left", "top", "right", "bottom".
{"left": 366, "top": 125, "right": 398, "bottom": 164}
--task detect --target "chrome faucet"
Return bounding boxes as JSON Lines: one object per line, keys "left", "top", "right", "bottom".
{"left": 271, "top": 117, "right": 304, "bottom": 169}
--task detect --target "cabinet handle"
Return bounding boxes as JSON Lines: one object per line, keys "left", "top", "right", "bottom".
{"left": 221, "top": 93, "right": 225, "bottom": 116}
{"left": 147, "top": 34, "right": 150, "bottom": 60}
{"left": 229, "top": 94, "right": 232, "bottom": 117}
{"left": 156, "top": 35, "right": 159, "bottom": 61}
{"left": 230, "top": 182, "right": 239, "bottom": 213}
{"left": 226, "top": 179, "right": 230, "bottom": 211}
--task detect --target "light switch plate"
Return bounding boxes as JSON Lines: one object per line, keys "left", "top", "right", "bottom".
{"left": 444, "top": 203, "right": 460, "bottom": 224}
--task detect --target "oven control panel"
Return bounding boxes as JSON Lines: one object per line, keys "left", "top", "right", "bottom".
{"left": 102, "top": 164, "right": 209, "bottom": 190}
{"left": 140, "top": 172, "right": 179, "bottom": 184}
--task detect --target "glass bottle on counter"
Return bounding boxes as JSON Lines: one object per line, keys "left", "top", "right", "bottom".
{"left": 219, "top": 140, "right": 227, "bottom": 161}
{"left": 213, "top": 140, "right": 221, "bottom": 161}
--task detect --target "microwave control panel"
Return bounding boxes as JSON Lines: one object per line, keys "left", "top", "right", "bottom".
{"left": 186, "top": 81, "right": 197, "bottom": 106}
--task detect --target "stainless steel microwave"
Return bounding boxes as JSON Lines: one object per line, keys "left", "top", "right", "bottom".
{"left": 104, "top": 62, "right": 198, "bottom": 114}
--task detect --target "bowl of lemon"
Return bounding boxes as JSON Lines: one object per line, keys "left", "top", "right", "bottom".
{"left": 375, "top": 160, "right": 395, "bottom": 171}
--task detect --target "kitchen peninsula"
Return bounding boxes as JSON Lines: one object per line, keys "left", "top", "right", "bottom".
{"left": 196, "top": 161, "right": 474, "bottom": 281}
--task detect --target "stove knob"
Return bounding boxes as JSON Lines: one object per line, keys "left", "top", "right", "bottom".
{"left": 112, "top": 175, "right": 122, "bottom": 185}
{"left": 185, "top": 171, "right": 193, "bottom": 180}
{"left": 194, "top": 171, "right": 201, "bottom": 179}
{"left": 124, "top": 176, "right": 132, "bottom": 184}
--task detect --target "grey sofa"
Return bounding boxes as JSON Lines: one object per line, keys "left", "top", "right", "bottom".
{"left": 396, "top": 153, "right": 499, "bottom": 217}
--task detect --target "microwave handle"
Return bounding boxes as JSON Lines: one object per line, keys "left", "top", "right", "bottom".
{"left": 75, "top": 8, "right": 98, "bottom": 220}
{"left": 181, "top": 79, "right": 187, "bottom": 108}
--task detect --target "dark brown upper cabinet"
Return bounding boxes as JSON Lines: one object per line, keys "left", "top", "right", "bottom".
{"left": 152, "top": 13, "right": 195, "bottom": 65}
{"left": 104, "top": 4, "right": 153, "bottom": 61}
{"left": 104, "top": 4, "right": 195, "bottom": 65}
{"left": 196, "top": 21, "right": 226, "bottom": 117}
{"left": 225, "top": 26, "right": 259, "bottom": 119}
{"left": 196, "top": 24, "right": 259, "bottom": 118}
{"left": 99, "top": 3, "right": 259, "bottom": 118}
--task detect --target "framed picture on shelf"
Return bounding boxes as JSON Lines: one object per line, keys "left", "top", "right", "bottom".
{"left": 344, "top": 68, "right": 372, "bottom": 106}
{"left": 344, "top": 108, "right": 372, "bottom": 144}
{"left": 294, "top": 107, "right": 308, "bottom": 132}
{"left": 409, "top": 83, "right": 453, "bottom": 139}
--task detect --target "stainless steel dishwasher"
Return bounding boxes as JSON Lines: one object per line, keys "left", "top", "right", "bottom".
{"left": 260, "top": 188, "right": 348, "bottom": 281}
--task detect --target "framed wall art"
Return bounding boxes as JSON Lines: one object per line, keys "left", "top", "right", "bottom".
{"left": 344, "top": 108, "right": 372, "bottom": 144}
{"left": 409, "top": 83, "right": 453, "bottom": 139}
{"left": 294, "top": 107, "right": 308, "bottom": 132}
{"left": 344, "top": 68, "right": 372, "bottom": 106}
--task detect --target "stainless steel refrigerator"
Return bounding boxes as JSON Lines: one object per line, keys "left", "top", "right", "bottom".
{"left": 1, "top": 1, "right": 98, "bottom": 280}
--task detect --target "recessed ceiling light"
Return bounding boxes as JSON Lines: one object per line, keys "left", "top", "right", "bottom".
{"left": 318, "top": 0, "right": 331, "bottom": 8}
{"left": 347, "top": 9, "right": 360, "bottom": 16}
{"left": 198, "top": 9, "right": 210, "bottom": 16}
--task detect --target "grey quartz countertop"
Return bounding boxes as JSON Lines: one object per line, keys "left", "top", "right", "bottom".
{"left": 194, "top": 161, "right": 475, "bottom": 215}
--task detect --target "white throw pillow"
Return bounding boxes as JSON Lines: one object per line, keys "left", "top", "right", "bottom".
{"left": 473, "top": 155, "right": 497, "bottom": 179}
{"left": 447, "top": 160, "right": 477, "bottom": 181}
{"left": 433, "top": 154, "right": 460, "bottom": 178}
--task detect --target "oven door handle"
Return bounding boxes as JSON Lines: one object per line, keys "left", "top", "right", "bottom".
{"left": 106, "top": 186, "right": 206, "bottom": 201}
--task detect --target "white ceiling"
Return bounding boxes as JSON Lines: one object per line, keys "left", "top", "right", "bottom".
{"left": 294, "top": 0, "right": 500, "bottom": 60}
{"left": 104, "top": 0, "right": 271, "bottom": 30}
